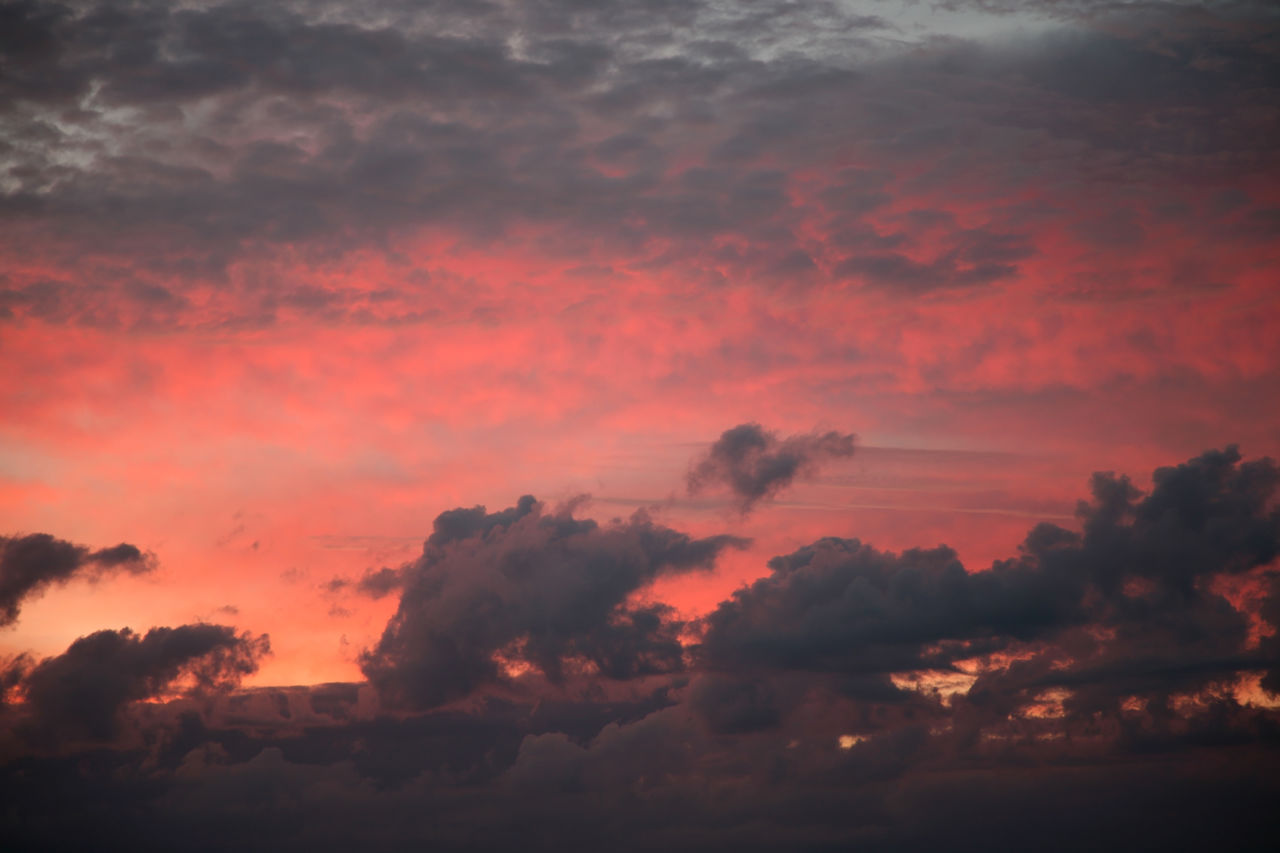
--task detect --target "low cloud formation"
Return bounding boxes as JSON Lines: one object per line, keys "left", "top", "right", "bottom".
{"left": 2, "top": 624, "right": 269, "bottom": 742}
{"left": 0, "top": 533, "right": 154, "bottom": 627}
{"left": 2, "top": 447, "right": 1279, "bottom": 850}
{"left": 697, "top": 446, "right": 1280, "bottom": 733}
{"left": 687, "top": 423, "right": 856, "bottom": 512}
{"left": 361, "top": 496, "right": 749, "bottom": 709}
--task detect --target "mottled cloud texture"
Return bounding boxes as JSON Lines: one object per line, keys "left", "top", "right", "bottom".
{"left": 2, "top": 0, "right": 1277, "bottom": 330}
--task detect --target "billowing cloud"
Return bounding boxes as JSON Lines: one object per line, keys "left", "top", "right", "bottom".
{"left": 360, "top": 495, "right": 748, "bottom": 709}
{"left": 2, "top": 448, "right": 1280, "bottom": 849}
{"left": 687, "top": 423, "right": 856, "bottom": 512}
{"left": 0, "top": 533, "right": 154, "bottom": 627}
{"left": 2, "top": 623, "right": 269, "bottom": 742}
{"left": 696, "top": 446, "right": 1280, "bottom": 731}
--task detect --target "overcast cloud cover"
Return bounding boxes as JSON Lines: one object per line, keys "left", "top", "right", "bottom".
{"left": 2, "top": 0, "right": 1280, "bottom": 849}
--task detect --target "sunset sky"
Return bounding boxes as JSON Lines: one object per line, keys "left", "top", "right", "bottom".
{"left": 3, "top": 0, "right": 1280, "bottom": 849}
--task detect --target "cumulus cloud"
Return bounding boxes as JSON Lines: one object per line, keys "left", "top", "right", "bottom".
{"left": 360, "top": 495, "right": 748, "bottom": 709}
{"left": 2, "top": 448, "right": 1280, "bottom": 849}
{"left": 2, "top": 624, "right": 270, "bottom": 742}
{"left": 687, "top": 423, "right": 856, "bottom": 513}
{"left": 695, "top": 446, "right": 1280, "bottom": 732}
{"left": 0, "top": 532, "right": 154, "bottom": 627}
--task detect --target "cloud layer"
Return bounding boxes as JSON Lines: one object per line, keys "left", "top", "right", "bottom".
{"left": 2, "top": 445, "right": 1277, "bottom": 849}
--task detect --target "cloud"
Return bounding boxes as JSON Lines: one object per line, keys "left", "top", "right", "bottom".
{"left": 1, "top": 447, "right": 1280, "bottom": 849}
{"left": 0, "top": 532, "right": 154, "bottom": 627}
{"left": 695, "top": 446, "right": 1280, "bottom": 730}
{"left": 355, "top": 567, "right": 403, "bottom": 598}
{"left": 687, "top": 423, "right": 856, "bottom": 513}
{"left": 360, "top": 495, "right": 749, "bottom": 709}
{"left": 3, "top": 623, "right": 270, "bottom": 742}
{"left": 684, "top": 673, "right": 783, "bottom": 734}
{"left": 325, "top": 566, "right": 405, "bottom": 599}
{"left": 834, "top": 226, "right": 1037, "bottom": 293}
{"left": 698, "top": 536, "right": 1071, "bottom": 675}
{"left": 2, "top": 0, "right": 1275, "bottom": 331}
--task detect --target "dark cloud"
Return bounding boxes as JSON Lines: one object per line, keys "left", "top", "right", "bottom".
{"left": 325, "top": 566, "right": 404, "bottom": 598}
{"left": 684, "top": 673, "right": 783, "bottom": 734}
{"left": 0, "top": 1, "right": 1275, "bottom": 326}
{"left": 700, "top": 536, "right": 1068, "bottom": 675}
{"left": 687, "top": 423, "right": 856, "bottom": 512}
{"left": 0, "top": 532, "right": 154, "bottom": 627}
{"left": 361, "top": 495, "right": 748, "bottom": 709}
{"left": 835, "top": 227, "right": 1035, "bottom": 292}
{"left": 3, "top": 623, "right": 270, "bottom": 742}
{"left": 696, "top": 446, "right": 1280, "bottom": 733}
{"left": 2, "top": 447, "right": 1280, "bottom": 849}
{"left": 3, "top": 685, "right": 1276, "bottom": 852}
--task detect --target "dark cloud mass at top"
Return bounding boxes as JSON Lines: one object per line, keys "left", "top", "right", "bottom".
{"left": 1, "top": 0, "right": 1277, "bottom": 324}
{"left": 1, "top": 623, "right": 270, "bottom": 743}
{"left": 0, "top": 533, "right": 153, "bottom": 627}
{"left": 687, "top": 422, "right": 856, "bottom": 512}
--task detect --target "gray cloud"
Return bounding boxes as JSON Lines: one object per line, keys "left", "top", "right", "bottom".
{"left": 0, "top": 532, "right": 154, "bottom": 627}
{"left": 687, "top": 423, "right": 856, "bottom": 513}
{"left": 2, "top": 623, "right": 270, "bottom": 742}
{"left": 2, "top": 446, "right": 1280, "bottom": 850}
{"left": 360, "top": 495, "right": 748, "bottom": 709}
{"left": 696, "top": 446, "right": 1280, "bottom": 732}
{"left": 1, "top": 0, "right": 1275, "bottom": 325}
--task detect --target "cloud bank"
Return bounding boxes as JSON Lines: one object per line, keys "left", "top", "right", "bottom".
{"left": 1, "top": 444, "right": 1277, "bottom": 849}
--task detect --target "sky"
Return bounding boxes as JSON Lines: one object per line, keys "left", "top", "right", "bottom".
{"left": 1, "top": 0, "right": 1279, "bottom": 849}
